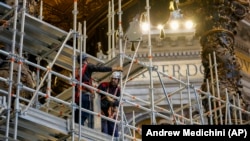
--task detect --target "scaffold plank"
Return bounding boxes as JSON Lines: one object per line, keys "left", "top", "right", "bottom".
{"left": 0, "top": 104, "right": 113, "bottom": 141}
{"left": 0, "top": 2, "right": 104, "bottom": 72}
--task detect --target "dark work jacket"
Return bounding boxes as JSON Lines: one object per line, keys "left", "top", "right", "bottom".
{"left": 75, "top": 63, "right": 112, "bottom": 103}
{"left": 98, "top": 82, "right": 120, "bottom": 116}
{"left": 98, "top": 82, "right": 121, "bottom": 99}
{"left": 80, "top": 63, "right": 112, "bottom": 84}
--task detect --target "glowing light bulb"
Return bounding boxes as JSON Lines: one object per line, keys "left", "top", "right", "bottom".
{"left": 185, "top": 20, "right": 194, "bottom": 29}
{"left": 141, "top": 22, "right": 150, "bottom": 32}
{"left": 170, "top": 20, "right": 179, "bottom": 30}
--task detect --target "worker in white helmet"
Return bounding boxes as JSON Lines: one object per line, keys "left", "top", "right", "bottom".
{"left": 97, "top": 71, "right": 121, "bottom": 138}
{"left": 75, "top": 53, "right": 122, "bottom": 128}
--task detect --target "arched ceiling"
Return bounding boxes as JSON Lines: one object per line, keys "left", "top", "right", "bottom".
{"left": 42, "top": 0, "right": 139, "bottom": 37}
{"left": 41, "top": 0, "right": 198, "bottom": 33}
{"left": 41, "top": 0, "right": 140, "bottom": 55}
{"left": 43, "top": 0, "right": 111, "bottom": 31}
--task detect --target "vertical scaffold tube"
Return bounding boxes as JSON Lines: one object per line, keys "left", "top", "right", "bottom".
{"left": 71, "top": 0, "right": 78, "bottom": 140}
{"left": 107, "top": 1, "right": 111, "bottom": 60}
{"left": 39, "top": 0, "right": 43, "bottom": 20}
{"left": 14, "top": 0, "right": 27, "bottom": 139}
{"left": 111, "top": 0, "right": 115, "bottom": 58}
{"left": 117, "top": 0, "right": 124, "bottom": 140}
{"left": 5, "top": 0, "right": 19, "bottom": 140}
{"left": 145, "top": 0, "right": 156, "bottom": 125}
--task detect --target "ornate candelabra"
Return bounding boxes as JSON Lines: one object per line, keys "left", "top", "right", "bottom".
{"left": 192, "top": 0, "right": 250, "bottom": 124}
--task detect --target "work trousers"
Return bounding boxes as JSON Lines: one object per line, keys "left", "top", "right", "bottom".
{"left": 101, "top": 118, "right": 118, "bottom": 137}
{"left": 75, "top": 92, "right": 94, "bottom": 128}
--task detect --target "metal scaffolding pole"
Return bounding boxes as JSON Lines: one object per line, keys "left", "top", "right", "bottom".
{"left": 156, "top": 70, "right": 178, "bottom": 124}
{"left": 38, "top": 0, "right": 43, "bottom": 20}
{"left": 117, "top": 0, "right": 124, "bottom": 140}
{"left": 23, "top": 30, "right": 74, "bottom": 113}
{"left": 14, "top": 0, "right": 27, "bottom": 139}
{"left": 213, "top": 51, "right": 223, "bottom": 124}
{"left": 107, "top": 1, "right": 112, "bottom": 60}
{"left": 4, "top": 0, "right": 19, "bottom": 140}
{"left": 145, "top": 0, "right": 156, "bottom": 125}
{"left": 111, "top": 0, "right": 115, "bottom": 58}
{"left": 208, "top": 53, "right": 217, "bottom": 125}
{"left": 1, "top": 1, "right": 250, "bottom": 141}
{"left": 71, "top": 0, "right": 78, "bottom": 140}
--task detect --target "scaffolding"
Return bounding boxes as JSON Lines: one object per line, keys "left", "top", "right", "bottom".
{"left": 0, "top": 0, "right": 250, "bottom": 141}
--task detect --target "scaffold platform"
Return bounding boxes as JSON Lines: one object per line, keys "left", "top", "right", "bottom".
{"left": 1, "top": 1, "right": 250, "bottom": 141}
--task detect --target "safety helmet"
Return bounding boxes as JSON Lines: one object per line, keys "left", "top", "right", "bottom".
{"left": 111, "top": 71, "right": 121, "bottom": 79}
{"left": 77, "top": 53, "right": 88, "bottom": 63}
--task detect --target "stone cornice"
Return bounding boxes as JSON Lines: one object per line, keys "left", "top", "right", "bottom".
{"left": 113, "top": 38, "right": 202, "bottom": 61}
{"left": 125, "top": 49, "right": 201, "bottom": 61}
{"left": 98, "top": 36, "right": 249, "bottom": 61}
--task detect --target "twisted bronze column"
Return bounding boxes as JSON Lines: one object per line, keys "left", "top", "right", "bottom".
{"left": 194, "top": 0, "right": 250, "bottom": 124}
